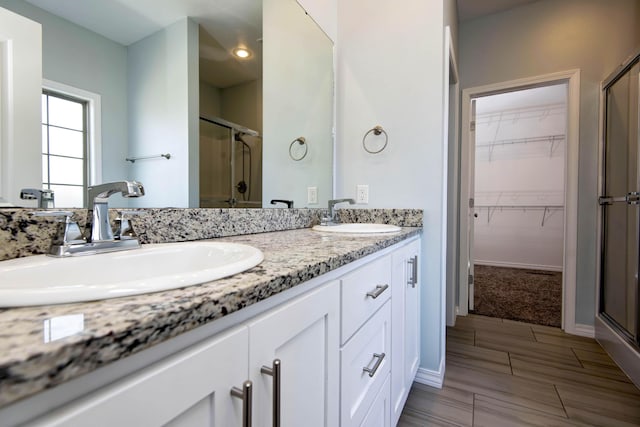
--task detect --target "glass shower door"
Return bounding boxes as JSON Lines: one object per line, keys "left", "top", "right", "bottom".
{"left": 600, "top": 59, "right": 640, "bottom": 345}
{"left": 199, "top": 119, "right": 233, "bottom": 207}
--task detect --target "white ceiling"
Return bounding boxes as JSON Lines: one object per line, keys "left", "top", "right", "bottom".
{"left": 457, "top": 0, "right": 540, "bottom": 22}
{"left": 24, "top": 0, "right": 262, "bottom": 88}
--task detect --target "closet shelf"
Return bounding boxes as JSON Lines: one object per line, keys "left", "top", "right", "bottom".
{"left": 477, "top": 134, "right": 564, "bottom": 161}
{"left": 475, "top": 205, "right": 563, "bottom": 226}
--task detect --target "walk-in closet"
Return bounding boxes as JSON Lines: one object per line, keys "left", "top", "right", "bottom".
{"left": 471, "top": 84, "right": 567, "bottom": 327}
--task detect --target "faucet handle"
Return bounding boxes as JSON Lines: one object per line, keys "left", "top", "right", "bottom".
{"left": 31, "top": 211, "right": 85, "bottom": 245}
{"left": 114, "top": 210, "right": 144, "bottom": 240}
{"left": 20, "top": 188, "right": 55, "bottom": 208}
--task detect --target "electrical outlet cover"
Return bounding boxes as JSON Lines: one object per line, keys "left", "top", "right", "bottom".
{"left": 356, "top": 185, "right": 369, "bottom": 204}
{"left": 307, "top": 187, "right": 318, "bottom": 204}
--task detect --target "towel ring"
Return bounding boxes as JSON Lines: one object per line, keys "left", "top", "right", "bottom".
{"left": 289, "top": 137, "right": 308, "bottom": 161}
{"left": 363, "top": 125, "right": 388, "bottom": 154}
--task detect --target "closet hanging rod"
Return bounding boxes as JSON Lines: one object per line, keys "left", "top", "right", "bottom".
{"left": 476, "top": 134, "right": 565, "bottom": 149}
{"left": 475, "top": 205, "right": 564, "bottom": 209}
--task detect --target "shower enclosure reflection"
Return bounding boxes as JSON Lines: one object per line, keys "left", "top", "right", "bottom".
{"left": 199, "top": 117, "right": 262, "bottom": 207}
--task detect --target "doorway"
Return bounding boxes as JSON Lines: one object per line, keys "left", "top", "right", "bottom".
{"left": 457, "top": 70, "right": 580, "bottom": 334}
{"left": 471, "top": 85, "right": 566, "bottom": 327}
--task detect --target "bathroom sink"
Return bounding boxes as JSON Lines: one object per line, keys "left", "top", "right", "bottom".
{"left": 0, "top": 242, "right": 264, "bottom": 307}
{"left": 312, "top": 223, "right": 401, "bottom": 234}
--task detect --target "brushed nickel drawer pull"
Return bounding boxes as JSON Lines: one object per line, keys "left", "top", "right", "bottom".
{"left": 362, "top": 352, "right": 386, "bottom": 377}
{"left": 366, "top": 284, "right": 389, "bottom": 299}
{"left": 408, "top": 256, "right": 418, "bottom": 288}
{"left": 261, "top": 359, "right": 281, "bottom": 427}
{"left": 230, "top": 380, "right": 253, "bottom": 427}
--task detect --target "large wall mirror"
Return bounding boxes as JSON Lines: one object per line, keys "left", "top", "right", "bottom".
{"left": 0, "top": 0, "right": 333, "bottom": 209}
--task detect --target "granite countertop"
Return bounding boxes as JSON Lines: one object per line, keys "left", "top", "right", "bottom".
{"left": 0, "top": 227, "right": 421, "bottom": 408}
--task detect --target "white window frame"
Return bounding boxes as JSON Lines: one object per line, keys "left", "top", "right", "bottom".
{"left": 42, "top": 79, "right": 102, "bottom": 186}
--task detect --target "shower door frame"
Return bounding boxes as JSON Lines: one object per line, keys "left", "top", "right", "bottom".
{"left": 595, "top": 49, "right": 640, "bottom": 387}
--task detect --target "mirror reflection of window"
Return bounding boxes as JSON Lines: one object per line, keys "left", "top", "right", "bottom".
{"left": 41, "top": 91, "right": 87, "bottom": 207}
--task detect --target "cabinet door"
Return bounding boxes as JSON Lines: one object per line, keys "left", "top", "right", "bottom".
{"left": 29, "top": 326, "right": 249, "bottom": 427}
{"left": 390, "top": 240, "right": 420, "bottom": 426}
{"left": 248, "top": 281, "right": 339, "bottom": 427}
{"left": 404, "top": 242, "right": 421, "bottom": 391}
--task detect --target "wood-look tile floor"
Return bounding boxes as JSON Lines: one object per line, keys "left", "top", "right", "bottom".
{"left": 397, "top": 314, "right": 640, "bottom": 426}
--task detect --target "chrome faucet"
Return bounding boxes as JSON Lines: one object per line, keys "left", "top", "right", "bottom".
{"left": 33, "top": 181, "right": 145, "bottom": 257}
{"left": 86, "top": 181, "right": 144, "bottom": 242}
{"left": 20, "top": 188, "right": 55, "bottom": 208}
{"left": 322, "top": 198, "right": 355, "bottom": 225}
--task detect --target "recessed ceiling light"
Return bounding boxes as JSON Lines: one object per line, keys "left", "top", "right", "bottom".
{"left": 233, "top": 47, "right": 252, "bottom": 59}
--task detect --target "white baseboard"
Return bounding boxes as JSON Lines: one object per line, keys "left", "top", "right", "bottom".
{"left": 414, "top": 361, "right": 444, "bottom": 389}
{"left": 474, "top": 260, "right": 562, "bottom": 272}
{"left": 567, "top": 323, "right": 595, "bottom": 338}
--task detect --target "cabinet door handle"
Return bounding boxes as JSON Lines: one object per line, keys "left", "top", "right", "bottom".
{"left": 230, "top": 380, "right": 253, "bottom": 427}
{"left": 362, "top": 352, "right": 386, "bottom": 377}
{"left": 261, "top": 359, "right": 281, "bottom": 427}
{"left": 366, "top": 284, "right": 389, "bottom": 299}
{"left": 408, "top": 256, "right": 418, "bottom": 288}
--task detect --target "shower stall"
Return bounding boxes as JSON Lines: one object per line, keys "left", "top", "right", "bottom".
{"left": 597, "top": 49, "right": 640, "bottom": 386}
{"left": 199, "top": 116, "right": 262, "bottom": 208}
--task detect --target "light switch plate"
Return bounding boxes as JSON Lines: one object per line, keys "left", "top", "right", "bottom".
{"left": 307, "top": 187, "right": 318, "bottom": 204}
{"left": 356, "top": 185, "right": 369, "bottom": 204}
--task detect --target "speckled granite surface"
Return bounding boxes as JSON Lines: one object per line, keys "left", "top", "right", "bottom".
{"left": 0, "top": 208, "right": 422, "bottom": 261}
{"left": 0, "top": 226, "right": 421, "bottom": 408}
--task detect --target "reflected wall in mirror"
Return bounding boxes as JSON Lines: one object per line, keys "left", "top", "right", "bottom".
{"left": 0, "top": 0, "right": 333, "bottom": 209}
{"left": 263, "top": 0, "right": 334, "bottom": 209}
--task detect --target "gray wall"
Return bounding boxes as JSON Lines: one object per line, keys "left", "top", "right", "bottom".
{"left": 127, "top": 18, "right": 199, "bottom": 208}
{"left": 459, "top": 0, "right": 640, "bottom": 326}
{"left": 337, "top": 0, "right": 447, "bottom": 375}
{"left": 0, "top": 0, "right": 129, "bottom": 185}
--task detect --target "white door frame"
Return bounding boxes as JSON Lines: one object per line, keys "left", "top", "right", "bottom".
{"left": 458, "top": 70, "right": 580, "bottom": 335}
{"left": 444, "top": 25, "right": 460, "bottom": 328}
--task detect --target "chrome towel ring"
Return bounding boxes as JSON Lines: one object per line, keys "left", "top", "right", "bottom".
{"left": 363, "top": 125, "right": 388, "bottom": 154}
{"left": 289, "top": 137, "right": 308, "bottom": 161}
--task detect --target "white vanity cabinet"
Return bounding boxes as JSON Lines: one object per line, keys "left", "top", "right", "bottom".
{"left": 15, "top": 235, "right": 420, "bottom": 427}
{"left": 390, "top": 239, "right": 421, "bottom": 425}
{"left": 27, "top": 282, "right": 340, "bottom": 427}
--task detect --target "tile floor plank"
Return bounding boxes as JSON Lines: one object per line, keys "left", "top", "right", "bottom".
{"left": 510, "top": 355, "right": 640, "bottom": 396}
{"left": 447, "top": 341, "right": 512, "bottom": 375}
{"left": 399, "top": 382, "right": 473, "bottom": 427}
{"left": 473, "top": 394, "right": 588, "bottom": 427}
{"left": 476, "top": 330, "right": 583, "bottom": 367}
{"left": 444, "top": 363, "right": 567, "bottom": 418}
{"left": 555, "top": 383, "right": 640, "bottom": 427}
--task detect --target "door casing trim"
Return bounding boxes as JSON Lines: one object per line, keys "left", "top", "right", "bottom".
{"left": 458, "top": 70, "right": 580, "bottom": 335}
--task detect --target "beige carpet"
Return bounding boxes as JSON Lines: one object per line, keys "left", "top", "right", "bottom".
{"left": 470, "top": 265, "right": 562, "bottom": 327}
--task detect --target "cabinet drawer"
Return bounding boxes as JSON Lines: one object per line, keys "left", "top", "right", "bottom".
{"left": 360, "top": 374, "right": 391, "bottom": 427}
{"left": 341, "top": 255, "right": 391, "bottom": 343}
{"left": 340, "top": 302, "right": 391, "bottom": 427}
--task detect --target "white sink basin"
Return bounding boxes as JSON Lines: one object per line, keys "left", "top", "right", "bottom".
{"left": 312, "top": 223, "right": 401, "bottom": 234}
{"left": 0, "top": 242, "right": 264, "bottom": 307}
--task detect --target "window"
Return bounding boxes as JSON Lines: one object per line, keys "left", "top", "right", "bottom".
{"left": 41, "top": 90, "right": 87, "bottom": 207}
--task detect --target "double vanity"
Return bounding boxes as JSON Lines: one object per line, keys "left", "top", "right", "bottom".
{"left": 0, "top": 207, "right": 422, "bottom": 427}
